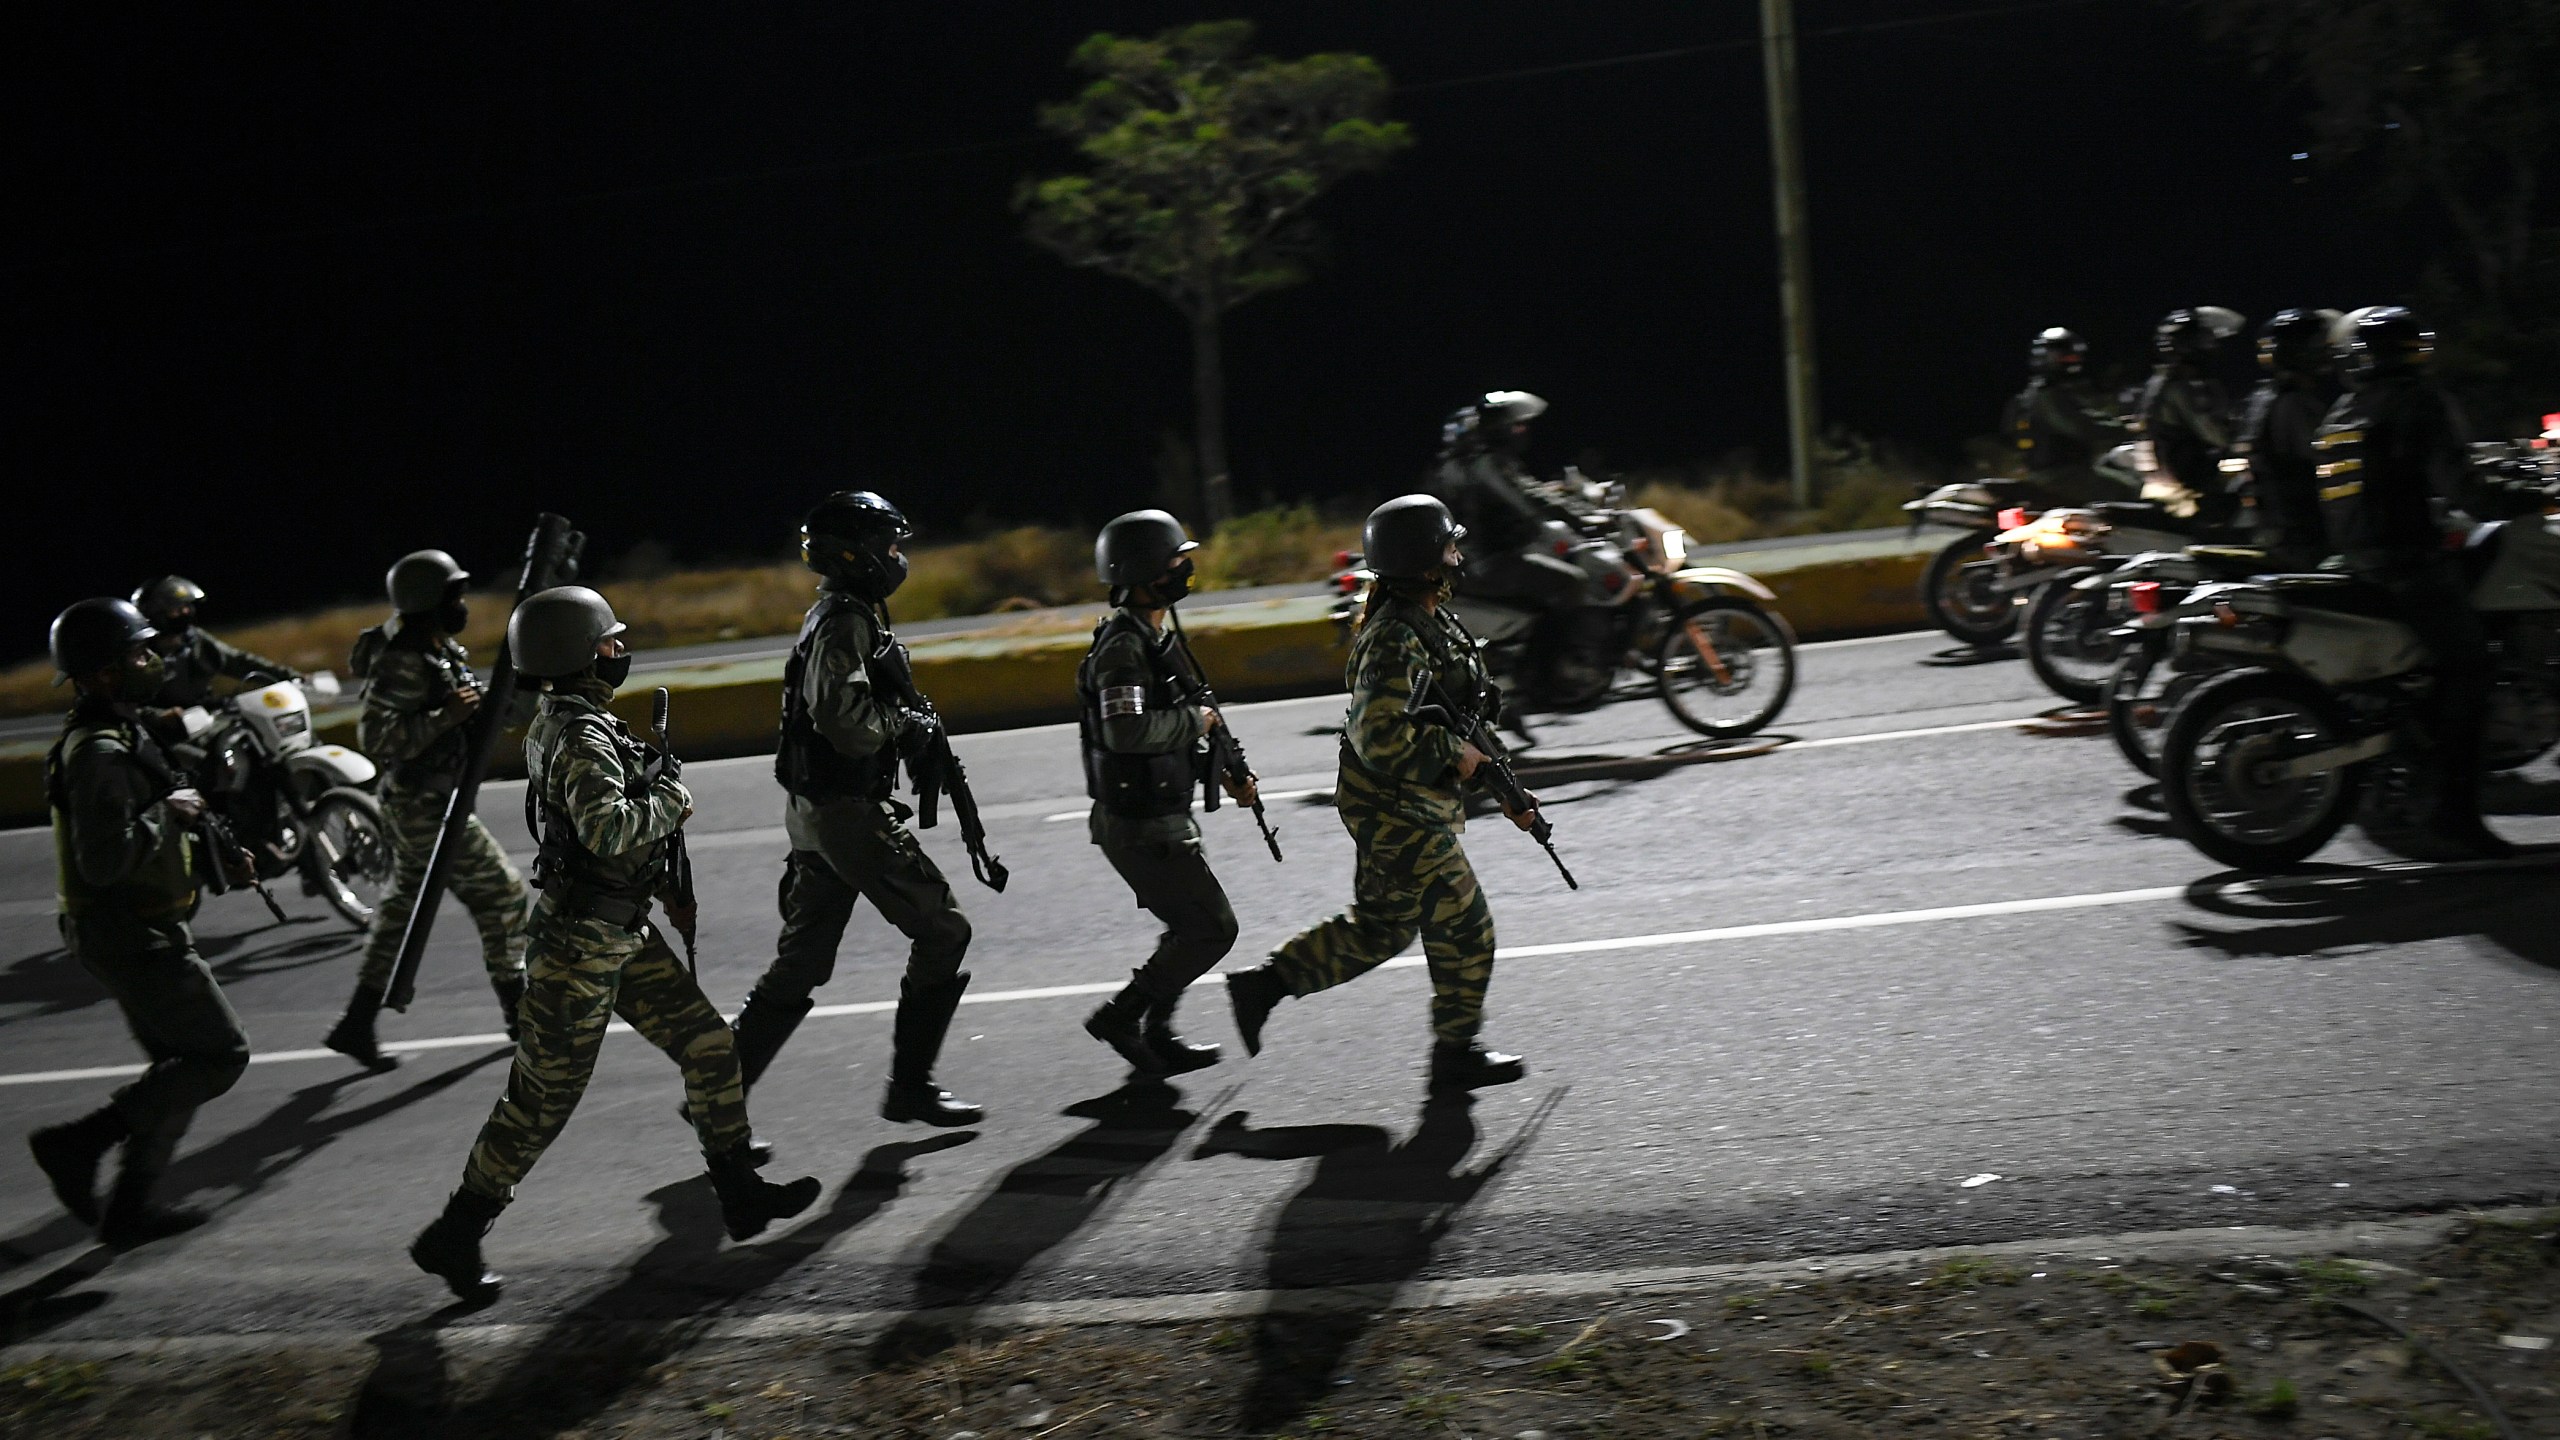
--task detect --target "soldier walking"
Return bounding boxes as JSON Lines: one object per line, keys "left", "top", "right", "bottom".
{"left": 1076, "top": 509, "right": 1250, "bottom": 1074}
{"left": 1225, "top": 495, "right": 1532, "bottom": 1094}
{"left": 325, "top": 549, "right": 530, "bottom": 1068}
{"left": 409, "top": 586, "right": 816, "bottom": 1298}
{"left": 723, "top": 491, "right": 983, "bottom": 1126}
{"left": 27, "top": 598, "right": 254, "bottom": 1246}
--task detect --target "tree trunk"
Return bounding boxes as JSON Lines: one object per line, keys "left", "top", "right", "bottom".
{"left": 1190, "top": 307, "right": 1233, "bottom": 528}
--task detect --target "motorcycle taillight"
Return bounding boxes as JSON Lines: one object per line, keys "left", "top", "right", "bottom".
{"left": 1335, "top": 573, "right": 1359, "bottom": 594}
{"left": 2129, "top": 581, "right": 2162, "bottom": 614}
{"left": 1332, "top": 550, "right": 1353, "bottom": 568}
{"left": 1997, "top": 506, "right": 2029, "bottom": 531}
{"left": 1553, "top": 539, "right": 1573, "bottom": 556}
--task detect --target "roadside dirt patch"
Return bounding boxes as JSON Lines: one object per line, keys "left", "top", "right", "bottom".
{"left": 8, "top": 1211, "right": 2553, "bottom": 1438}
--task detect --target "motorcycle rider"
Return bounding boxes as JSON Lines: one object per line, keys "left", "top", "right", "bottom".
{"left": 2313, "top": 305, "right": 2506, "bottom": 856}
{"left": 2140, "top": 308, "right": 2246, "bottom": 524}
{"left": 2000, "top": 327, "right": 2131, "bottom": 504}
{"left": 325, "top": 550, "right": 532, "bottom": 1069}
{"left": 27, "top": 598, "right": 254, "bottom": 1247}
{"left": 724, "top": 491, "right": 985, "bottom": 1127}
{"left": 1224, "top": 494, "right": 1532, "bottom": 1095}
{"left": 1075, "top": 509, "right": 1249, "bottom": 1075}
{"left": 129, "top": 576, "right": 300, "bottom": 709}
{"left": 1433, "top": 391, "right": 1584, "bottom": 617}
{"left": 2235, "top": 309, "right": 2344, "bottom": 569}
{"left": 408, "top": 586, "right": 817, "bottom": 1298}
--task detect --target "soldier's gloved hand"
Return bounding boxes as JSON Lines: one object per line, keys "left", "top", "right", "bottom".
{"left": 662, "top": 900, "right": 698, "bottom": 946}
{"left": 220, "top": 844, "right": 258, "bottom": 885}
{"left": 895, "top": 707, "right": 943, "bottom": 760}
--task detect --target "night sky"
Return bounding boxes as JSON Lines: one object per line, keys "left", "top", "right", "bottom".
{"left": 11, "top": 1, "right": 2443, "bottom": 655}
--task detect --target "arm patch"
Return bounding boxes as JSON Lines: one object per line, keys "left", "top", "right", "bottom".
{"left": 1100, "top": 685, "right": 1147, "bottom": 718}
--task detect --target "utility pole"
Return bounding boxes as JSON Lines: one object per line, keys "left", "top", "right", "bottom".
{"left": 1761, "top": 0, "right": 1820, "bottom": 509}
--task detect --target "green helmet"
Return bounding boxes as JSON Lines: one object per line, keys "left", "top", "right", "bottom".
{"left": 507, "top": 585, "right": 626, "bottom": 678}
{"left": 1362, "top": 495, "right": 1467, "bottom": 579}
{"left": 1095, "top": 509, "right": 1200, "bottom": 588}
{"left": 387, "top": 549, "right": 470, "bottom": 615}
{"left": 50, "top": 597, "right": 158, "bottom": 679}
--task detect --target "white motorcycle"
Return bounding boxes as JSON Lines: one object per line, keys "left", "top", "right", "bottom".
{"left": 2155, "top": 511, "right": 2560, "bottom": 870}
{"left": 170, "top": 675, "right": 395, "bottom": 927}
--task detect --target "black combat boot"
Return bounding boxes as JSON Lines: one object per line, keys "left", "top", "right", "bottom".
{"left": 880, "top": 974, "right": 985, "bottom": 1126}
{"left": 324, "top": 991, "right": 401, "bottom": 1072}
{"left": 410, "top": 1186, "right": 507, "bottom": 1298}
{"left": 491, "top": 972, "right": 528, "bottom": 1044}
{"left": 1225, "top": 965, "right": 1288, "bottom": 1057}
{"left": 97, "top": 1165, "right": 208, "bottom": 1250}
{"left": 730, "top": 989, "right": 816, "bottom": 1091}
{"left": 1145, "top": 1001, "right": 1222, "bottom": 1076}
{"left": 28, "top": 1107, "right": 127, "bottom": 1225}
{"left": 1083, "top": 978, "right": 1166, "bottom": 1075}
{"left": 1428, "top": 1040, "right": 1526, "bottom": 1095}
{"left": 706, "top": 1142, "right": 821, "bottom": 1241}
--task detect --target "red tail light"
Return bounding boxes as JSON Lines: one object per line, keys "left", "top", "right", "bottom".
{"left": 2129, "top": 581, "right": 2162, "bottom": 614}
{"left": 1332, "top": 550, "right": 1353, "bottom": 568}
{"left": 1335, "top": 573, "right": 1359, "bottom": 594}
{"left": 1997, "top": 506, "right": 2029, "bottom": 531}
{"left": 1553, "top": 539, "right": 1573, "bottom": 556}
{"left": 2542, "top": 412, "right": 2560, "bottom": 433}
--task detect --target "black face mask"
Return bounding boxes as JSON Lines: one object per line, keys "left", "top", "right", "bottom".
{"left": 1155, "top": 557, "right": 1195, "bottom": 605}
{"left": 435, "top": 597, "right": 470, "bottom": 635}
{"left": 593, "top": 652, "right": 634, "bottom": 688}
{"left": 113, "top": 648, "right": 168, "bottom": 703}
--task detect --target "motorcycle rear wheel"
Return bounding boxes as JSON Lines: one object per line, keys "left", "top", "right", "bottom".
{"left": 1656, "top": 598, "right": 1797, "bottom": 736}
{"left": 2103, "top": 642, "right": 2193, "bottom": 778}
{"left": 303, "top": 787, "right": 393, "bottom": 930}
{"left": 2022, "top": 568, "right": 2122, "bottom": 706}
{"left": 1922, "top": 530, "right": 2016, "bottom": 645}
{"left": 2159, "top": 668, "right": 2363, "bottom": 872}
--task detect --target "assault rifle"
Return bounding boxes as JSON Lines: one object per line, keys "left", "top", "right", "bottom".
{"left": 1407, "top": 672, "right": 1577, "bottom": 890}
{"left": 384, "top": 513, "right": 586, "bottom": 1010}
{"left": 646, "top": 687, "right": 698, "bottom": 974}
{"left": 1162, "top": 611, "right": 1280, "bottom": 862}
{"left": 194, "top": 804, "right": 288, "bottom": 924}
{"left": 869, "top": 633, "right": 1009, "bottom": 892}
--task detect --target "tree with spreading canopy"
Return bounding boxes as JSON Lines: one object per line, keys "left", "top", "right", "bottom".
{"left": 1016, "top": 21, "right": 1412, "bottom": 526}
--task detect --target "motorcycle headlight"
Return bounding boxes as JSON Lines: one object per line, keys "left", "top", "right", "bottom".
{"left": 1660, "top": 527, "right": 1688, "bottom": 570}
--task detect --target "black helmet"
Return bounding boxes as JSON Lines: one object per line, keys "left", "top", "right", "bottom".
{"left": 507, "top": 585, "right": 627, "bottom": 678}
{"left": 2258, "top": 308, "right": 2343, "bottom": 374}
{"left": 1362, "top": 494, "right": 1466, "bottom": 579}
{"left": 2340, "top": 305, "right": 2434, "bottom": 385}
{"left": 2153, "top": 306, "right": 2245, "bottom": 362}
{"left": 387, "top": 549, "right": 471, "bottom": 615}
{"left": 1095, "top": 509, "right": 1199, "bottom": 589}
{"left": 130, "top": 575, "right": 206, "bottom": 628}
{"left": 1441, "top": 390, "right": 1548, "bottom": 457}
{"left": 801, "top": 490, "right": 913, "bottom": 600}
{"left": 2029, "top": 327, "right": 2087, "bottom": 379}
{"left": 50, "top": 597, "right": 158, "bottom": 680}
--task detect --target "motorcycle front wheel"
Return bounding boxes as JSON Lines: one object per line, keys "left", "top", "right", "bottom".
{"left": 2159, "top": 668, "right": 2363, "bottom": 872}
{"left": 1656, "top": 598, "right": 1797, "bottom": 736}
{"left": 2104, "top": 641, "right": 2193, "bottom": 778}
{"left": 1922, "top": 530, "right": 2017, "bottom": 645}
{"left": 2022, "top": 568, "right": 2122, "bottom": 706}
{"left": 303, "top": 786, "right": 394, "bottom": 929}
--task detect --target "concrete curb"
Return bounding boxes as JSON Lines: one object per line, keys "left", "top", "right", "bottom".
{"left": 0, "top": 537, "right": 1936, "bottom": 826}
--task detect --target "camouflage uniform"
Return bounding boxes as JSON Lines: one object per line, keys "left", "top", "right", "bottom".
{"left": 730, "top": 581, "right": 972, "bottom": 1091}
{"left": 1080, "top": 607, "right": 1239, "bottom": 1005}
{"left": 44, "top": 696, "right": 251, "bottom": 1193}
{"left": 456, "top": 675, "right": 749, "bottom": 1203}
{"left": 148, "top": 627, "right": 293, "bottom": 709}
{"left": 1267, "top": 588, "right": 1499, "bottom": 1045}
{"left": 348, "top": 621, "right": 528, "bottom": 999}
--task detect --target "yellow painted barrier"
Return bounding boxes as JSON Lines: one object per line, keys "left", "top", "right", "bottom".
{"left": 0, "top": 537, "right": 1936, "bottom": 825}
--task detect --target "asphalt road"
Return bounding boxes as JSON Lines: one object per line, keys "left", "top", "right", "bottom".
{"left": 4, "top": 628, "right": 2558, "bottom": 1354}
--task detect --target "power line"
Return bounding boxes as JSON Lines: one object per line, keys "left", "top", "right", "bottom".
{"left": 15, "top": 0, "right": 2117, "bottom": 273}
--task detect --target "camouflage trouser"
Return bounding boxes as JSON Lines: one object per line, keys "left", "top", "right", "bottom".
{"left": 1267, "top": 811, "right": 1497, "bottom": 1045}
{"left": 459, "top": 908, "right": 748, "bottom": 1202}
{"left": 65, "top": 915, "right": 251, "bottom": 1178}
{"left": 353, "top": 787, "right": 528, "bottom": 996}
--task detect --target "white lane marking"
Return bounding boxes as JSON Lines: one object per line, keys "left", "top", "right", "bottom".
{"left": 1796, "top": 628, "right": 1933, "bottom": 651}
{"left": 15, "top": 858, "right": 2548, "bottom": 1089}
{"left": 1782, "top": 717, "right": 2041, "bottom": 751}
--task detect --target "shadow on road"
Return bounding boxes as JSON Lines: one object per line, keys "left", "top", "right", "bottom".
{"left": 0, "top": 918, "right": 360, "bottom": 1030}
{"left": 350, "top": 1132, "right": 974, "bottom": 1440}
{"left": 1918, "top": 642, "right": 2018, "bottom": 667}
{"left": 1195, "top": 1089, "right": 1563, "bottom": 1433}
{"left": 869, "top": 1076, "right": 1224, "bottom": 1366}
{"left": 2176, "top": 865, "right": 2560, "bottom": 974}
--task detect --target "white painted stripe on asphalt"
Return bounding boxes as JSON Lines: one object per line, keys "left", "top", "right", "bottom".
{"left": 15, "top": 857, "right": 2550, "bottom": 1089}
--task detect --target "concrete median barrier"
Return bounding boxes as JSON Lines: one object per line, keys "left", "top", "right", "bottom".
{"left": 0, "top": 534, "right": 1933, "bottom": 826}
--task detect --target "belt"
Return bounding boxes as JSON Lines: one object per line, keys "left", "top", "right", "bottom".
{"left": 541, "top": 886, "right": 654, "bottom": 931}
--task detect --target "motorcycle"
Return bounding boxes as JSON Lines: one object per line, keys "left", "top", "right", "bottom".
{"left": 2090, "top": 546, "right": 2277, "bottom": 775}
{"left": 1905, "top": 443, "right": 2159, "bottom": 646}
{"left": 167, "top": 674, "right": 395, "bottom": 927}
{"left": 2155, "top": 509, "right": 2560, "bottom": 870}
{"left": 1330, "top": 477, "right": 1798, "bottom": 738}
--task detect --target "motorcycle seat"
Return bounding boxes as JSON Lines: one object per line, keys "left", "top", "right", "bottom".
{"left": 2187, "top": 545, "right": 2271, "bottom": 579}
{"left": 2261, "top": 572, "right": 2406, "bottom": 619}
{"left": 2090, "top": 500, "right": 2189, "bottom": 531}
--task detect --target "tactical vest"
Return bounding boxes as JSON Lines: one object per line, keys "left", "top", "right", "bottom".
{"left": 1337, "top": 593, "right": 1484, "bottom": 795}
{"left": 48, "top": 703, "right": 196, "bottom": 922}
{"left": 1076, "top": 612, "right": 1201, "bottom": 818}
{"left": 2311, "top": 387, "right": 2448, "bottom": 571}
{"left": 774, "top": 590, "right": 895, "bottom": 802}
{"left": 525, "top": 706, "right": 666, "bottom": 929}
